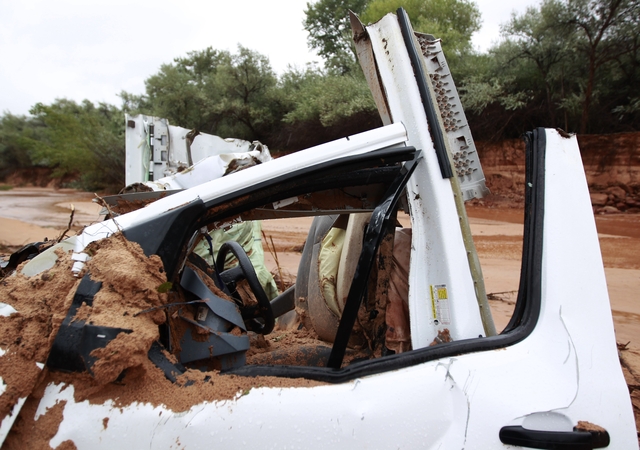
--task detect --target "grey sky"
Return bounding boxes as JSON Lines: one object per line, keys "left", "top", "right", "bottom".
{"left": 0, "top": 0, "right": 540, "bottom": 116}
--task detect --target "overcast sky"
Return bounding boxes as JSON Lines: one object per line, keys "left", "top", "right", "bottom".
{"left": 0, "top": 0, "right": 541, "bottom": 116}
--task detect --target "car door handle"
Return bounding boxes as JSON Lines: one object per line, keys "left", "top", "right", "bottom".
{"left": 499, "top": 425, "right": 610, "bottom": 449}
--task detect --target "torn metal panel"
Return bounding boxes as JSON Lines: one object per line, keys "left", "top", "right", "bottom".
{"left": 53, "top": 123, "right": 409, "bottom": 277}
{"left": 349, "top": 12, "right": 489, "bottom": 202}
{"left": 124, "top": 114, "right": 271, "bottom": 186}
{"left": 414, "top": 33, "right": 490, "bottom": 201}
{"left": 350, "top": 11, "right": 392, "bottom": 126}
{"left": 361, "top": 12, "right": 486, "bottom": 346}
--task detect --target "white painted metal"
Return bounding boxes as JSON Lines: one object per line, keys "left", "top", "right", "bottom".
{"left": 28, "top": 129, "right": 635, "bottom": 449}
{"left": 26, "top": 122, "right": 408, "bottom": 275}
{"left": 0, "top": 305, "right": 20, "bottom": 447}
{"left": 366, "top": 14, "right": 485, "bottom": 347}
{"left": 124, "top": 114, "right": 268, "bottom": 185}
{"left": 141, "top": 149, "right": 271, "bottom": 192}
{"left": 6, "top": 13, "right": 634, "bottom": 445}
{"left": 415, "top": 33, "right": 490, "bottom": 201}
{"left": 0, "top": 305, "right": 39, "bottom": 447}
{"left": 0, "top": 397, "right": 26, "bottom": 445}
{"left": 529, "top": 129, "right": 636, "bottom": 444}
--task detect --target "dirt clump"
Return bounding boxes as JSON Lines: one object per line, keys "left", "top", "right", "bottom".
{"left": 74, "top": 235, "right": 169, "bottom": 384}
{"left": 0, "top": 233, "right": 325, "bottom": 448}
{"left": 0, "top": 248, "right": 79, "bottom": 420}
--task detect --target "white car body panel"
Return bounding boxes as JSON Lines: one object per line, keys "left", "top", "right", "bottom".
{"left": 366, "top": 14, "right": 485, "bottom": 347}
{"left": 2, "top": 9, "right": 635, "bottom": 449}
{"left": 124, "top": 114, "right": 268, "bottom": 185}
{"left": 19, "top": 128, "right": 635, "bottom": 450}
{"left": 49, "top": 122, "right": 408, "bottom": 275}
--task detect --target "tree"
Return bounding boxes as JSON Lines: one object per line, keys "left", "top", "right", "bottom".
{"left": 212, "top": 46, "right": 278, "bottom": 141}
{"left": 490, "top": 0, "right": 586, "bottom": 130}
{"left": 458, "top": 56, "right": 536, "bottom": 139}
{"left": 561, "top": 0, "right": 640, "bottom": 133}
{"left": 135, "top": 46, "right": 280, "bottom": 142}
{"left": 281, "top": 67, "right": 376, "bottom": 127}
{"left": 27, "top": 99, "right": 125, "bottom": 190}
{"left": 0, "top": 113, "right": 43, "bottom": 178}
{"left": 143, "top": 48, "right": 232, "bottom": 134}
{"left": 304, "top": 0, "right": 370, "bottom": 74}
{"left": 265, "top": 64, "right": 381, "bottom": 151}
{"left": 500, "top": 2, "right": 563, "bottom": 125}
{"left": 609, "top": 21, "right": 640, "bottom": 126}
{"left": 460, "top": 0, "right": 640, "bottom": 138}
{"left": 361, "top": 0, "right": 481, "bottom": 59}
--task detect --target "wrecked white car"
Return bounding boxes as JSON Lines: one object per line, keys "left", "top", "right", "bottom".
{"left": 0, "top": 9, "right": 636, "bottom": 449}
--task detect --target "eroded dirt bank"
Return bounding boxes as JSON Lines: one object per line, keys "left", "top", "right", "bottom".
{"left": 478, "top": 131, "right": 640, "bottom": 214}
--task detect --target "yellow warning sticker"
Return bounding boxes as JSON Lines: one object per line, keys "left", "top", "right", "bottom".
{"left": 430, "top": 284, "right": 451, "bottom": 325}
{"left": 430, "top": 286, "right": 437, "bottom": 319}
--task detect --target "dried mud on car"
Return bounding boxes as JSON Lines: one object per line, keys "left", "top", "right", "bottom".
{"left": 0, "top": 234, "right": 323, "bottom": 448}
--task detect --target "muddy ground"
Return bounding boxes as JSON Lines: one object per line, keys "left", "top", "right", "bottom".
{"left": 1, "top": 186, "right": 639, "bottom": 438}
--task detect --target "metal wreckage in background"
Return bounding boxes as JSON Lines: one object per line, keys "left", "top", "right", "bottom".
{"left": 0, "top": 9, "right": 636, "bottom": 449}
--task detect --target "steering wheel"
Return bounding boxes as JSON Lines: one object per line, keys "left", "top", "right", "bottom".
{"left": 216, "top": 241, "right": 275, "bottom": 335}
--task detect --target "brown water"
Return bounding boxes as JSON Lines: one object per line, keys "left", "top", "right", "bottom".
{"left": 0, "top": 187, "right": 101, "bottom": 228}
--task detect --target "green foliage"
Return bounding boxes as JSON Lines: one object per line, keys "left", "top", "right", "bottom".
{"left": 361, "top": 0, "right": 481, "bottom": 59}
{"left": 142, "top": 48, "right": 231, "bottom": 134}
{"left": 4, "top": 0, "right": 640, "bottom": 188}
{"left": 304, "top": 0, "right": 369, "bottom": 74}
{"left": 0, "top": 113, "right": 43, "bottom": 176}
{"left": 281, "top": 67, "right": 376, "bottom": 126}
{"left": 119, "top": 90, "right": 152, "bottom": 116}
{"left": 136, "top": 46, "right": 279, "bottom": 141}
{"left": 26, "top": 99, "right": 125, "bottom": 190}
{"left": 212, "top": 46, "right": 278, "bottom": 140}
{"left": 460, "top": 0, "right": 640, "bottom": 137}
{"left": 156, "top": 281, "right": 173, "bottom": 293}
{"left": 561, "top": 0, "right": 640, "bottom": 132}
{"left": 304, "top": 0, "right": 482, "bottom": 74}
{"left": 461, "top": 75, "right": 531, "bottom": 114}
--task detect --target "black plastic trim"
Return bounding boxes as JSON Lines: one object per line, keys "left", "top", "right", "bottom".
{"left": 270, "top": 285, "right": 296, "bottom": 318}
{"left": 148, "top": 341, "right": 188, "bottom": 383}
{"left": 217, "top": 241, "right": 275, "bottom": 334}
{"left": 499, "top": 425, "right": 610, "bottom": 449}
{"left": 504, "top": 129, "right": 546, "bottom": 333}
{"left": 47, "top": 274, "right": 132, "bottom": 373}
{"left": 396, "top": 7, "right": 453, "bottom": 179}
{"left": 327, "top": 149, "right": 421, "bottom": 368}
{"left": 5, "top": 242, "right": 46, "bottom": 272}
{"left": 199, "top": 146, "right": 417, "bottom": 219}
